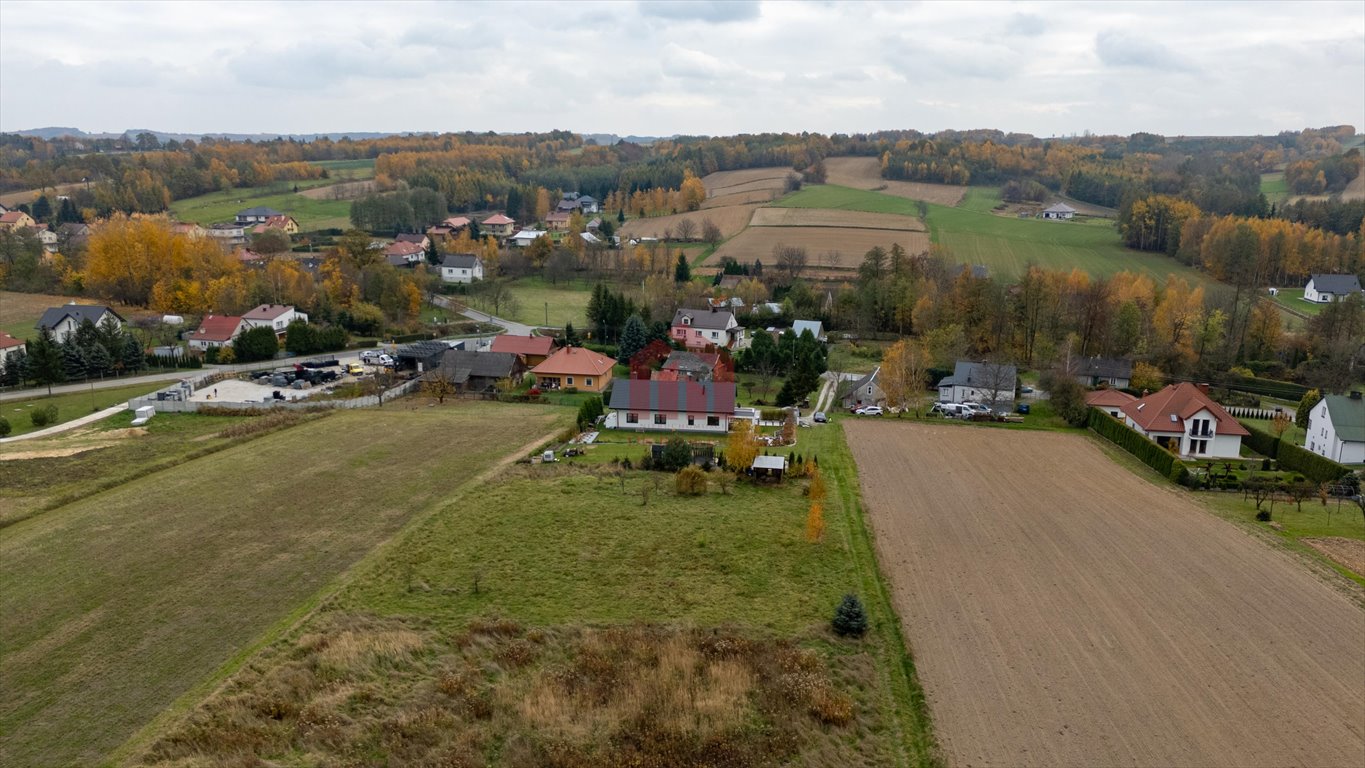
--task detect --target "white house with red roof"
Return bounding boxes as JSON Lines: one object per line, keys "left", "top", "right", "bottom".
{"left": 0, "top": 332, "right": 25, "bottom": 363}
{"left": 489, "top": 334, "right": 555, "bottom": 366}
{"left": 1084, "top": 388, "right": 1137, "bottom": 419}
{"left": 242, "top": 304, "right": 307, "bottom": 337}
{"left": 481, "top": 213, "right": 516, "bottom": 238}
{"left": 188, "top": 315, "right": 245, "bottom": 350}
{"left": 1120, "top": 382, "right": 1248, "bottom": 458}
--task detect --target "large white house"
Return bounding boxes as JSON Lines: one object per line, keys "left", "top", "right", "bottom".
{"left": 242, "top": 304, "right": 307, "bottom": 337}
{"left": 937, "top": 360, "right": 1017, "bottom": 408}
{"left": 608, "top": 380, "right": 736, "bottom": 433}
{"left": 1120, "top": 382, "right": 1247, "bottom": 459}
{"left": 36, "top": 304, "right": 124, "bottom": 343}
{"left": 440, "top": 253, "right": 484, "bottom": 283}
{"left": 188, "top": 315, "right": 245, "bottom": 350}
{"left": 1304, "top": 274, "right": 1363, "bottom": 303}
{"left": 1306, "top": 394, "right": 1365, "bottom": 464}
{"left": 669, "top": 308, "right": 747, "bottom": 351}
{"left": 1042, "top": 202, "right": 1076, "bottom": 220}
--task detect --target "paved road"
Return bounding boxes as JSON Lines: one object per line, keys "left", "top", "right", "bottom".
{"left": 0, "top": 404, "right": 127, "bottom": 443}
{"left": 432, "top": 295, "right": 537, "bottom": 336}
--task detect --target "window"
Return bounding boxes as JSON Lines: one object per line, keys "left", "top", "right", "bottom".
{"left": 695, "top": 330, "right": 702, "bottom": 338}
{"left": 1190, "top": 439, "right": 1208, "bottom": 455}
{"left": 654, "top": 414, "right": 667, "bottom": 425}
{"left": 867, "top": 386, "right": 873, "bottom": 394}
{"left": 566, "top": 377, "right": 574, "bottom": 386}
{"left": 626, "top": 413, "right": 638, "bottom": 424}
{"left": 707, "top": 416, "right": 720, "bottom": 427}
{"left": 688, "top": 415, "right": 695, "bottom": 426}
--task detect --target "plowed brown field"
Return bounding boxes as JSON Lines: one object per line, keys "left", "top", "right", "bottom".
{"left": 705, "top": 227, "right": 929, "bottom": 271}
{"left": 702, "top": 167, "right": 794, "bottom": 196}
{"left": 847, "top": 422, "right": 1365, "bottom": 768}
{"left": 824, "top": 156, "right": 967, "bottom": 206}
{"left": 750, "top": 207, "right": 926, "bottom": 231}
{"left": 618, "top": 204, "right": 761, "bottom": 241}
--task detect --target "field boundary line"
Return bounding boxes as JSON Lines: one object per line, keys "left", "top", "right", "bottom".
{"left": 109, "top": 420, "right": 567, "bottom": 766}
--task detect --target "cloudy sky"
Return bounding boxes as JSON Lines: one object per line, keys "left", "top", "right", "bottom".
{"left": 1, "top": 0, "right": 1362, "bottom": 138}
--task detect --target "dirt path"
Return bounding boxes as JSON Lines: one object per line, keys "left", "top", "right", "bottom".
{"left": 846, "top": 422, "right": 1365, "bottom": 768}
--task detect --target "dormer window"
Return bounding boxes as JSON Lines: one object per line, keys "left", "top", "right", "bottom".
{"left": 681, "top": 316, "right": 691, "bottom": 326}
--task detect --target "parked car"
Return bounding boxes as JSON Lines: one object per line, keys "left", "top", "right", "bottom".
{"left": 346, "top": 363, "right": 365, "bottom": 376}
{"left": 359, "top": 350, "right": 384, "bottom": 364}
{"left": 963, "top": 403, "right": 991, "bottom": 416}
{"left": 1020, "top": 385, "right": 1035, "bottom": 394}
{"left": 855, "top": 405, "right": 884, "bottom": 416}
{"left": 812, "top": 411, "right": 828, "bottom": 423}
{"left": 1016, "top": 403, "right": 1031, "bottom": 415}
{"left": 930, "top": 402, "right": 965, "bottom": 418}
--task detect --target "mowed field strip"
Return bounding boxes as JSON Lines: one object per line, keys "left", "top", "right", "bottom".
{"left": 0, "top": 404, "right": 565, "bottom": 767}
{"left": 847, "top": 422, "right": 1365, "bottom": 768}
{"left": 617, "top": 202, "right": 761, "bottom": 240}
{"left": 749, "top": 206, "right": 927, "bottom": 231}
{"left": 823, "top": 156, "right": 967, "bottom": 206}
{"left": 706, "top": 227, "right": 931, "bottom": 271}
{"left": 701, "top": 166, "right": 793, "bottom": 196}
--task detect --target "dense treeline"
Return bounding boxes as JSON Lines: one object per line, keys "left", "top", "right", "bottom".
{"left": 1284, "top": 149, "right": 1363, "bottom": 195}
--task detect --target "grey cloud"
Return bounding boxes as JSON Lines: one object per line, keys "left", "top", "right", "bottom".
{"left": 638, "top": 1, "right": 759, "bottom": 23}
{"left": 1095, "top": 30, "right": 1196, "bottom": 72}
{"left": 1006, "top": 13, "right": 1045, "bottom": 37}
{"left": 228, "top": 41, "right": 435, "bottom": 90}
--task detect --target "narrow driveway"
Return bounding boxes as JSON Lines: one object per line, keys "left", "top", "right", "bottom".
{"left": 432, "top": 295, "right": 536, "bottom": 336}
{"left": 0, "top": 404, "right": 127, "bottom": 443}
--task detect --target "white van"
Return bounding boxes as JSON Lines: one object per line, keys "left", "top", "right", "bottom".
{"left": 930, "top": 402, "right": 967, "bottom": 418}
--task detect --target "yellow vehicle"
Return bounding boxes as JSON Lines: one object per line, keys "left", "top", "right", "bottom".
{"left": 346, "top": 363, "right": 365, "bottom": 376}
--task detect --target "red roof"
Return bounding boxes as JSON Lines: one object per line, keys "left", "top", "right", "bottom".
{"left": 482, "top": 214, "right": 514, "bottom": 226}
{"left": 532, "top": 346, "right": 615, "bottom": 377}
{"left": 191, "top": 315, "right": 244, "bottom": 342}
{"left": 384, "top": 241, "right": 425, "bottom": 257}
{"left": 1121, "top": 383, "right": 1249, "bottom": 436}
{"left": 0, "top": 332, "right": 24, "bottom": 350}
{"left": 490, "top": 334, "right": 555, "bottom": 357}
{"left": 442, "top": 216, "right": 471, "bottom": 228}
{"left": 0, "top": 211, "right": 29, "bottom": 224}
{"left": 1085, "top": 389, "right": 1138, "bottom": 408}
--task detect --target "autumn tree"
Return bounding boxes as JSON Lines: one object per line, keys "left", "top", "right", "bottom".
{"left": 805, "top": 501, "right": 825, "bottom": 543}
{"left": 1130, "top": 361, "right": 1164, "bottom": 393}
{"left": 773, "top": 243, "right": 808, "bottom": 282}
{"left": 702, "top": 218, "right": 722, "bottom": 246}
{"left": 424, "top": 367, "right": 459, "bottom": 403}
{"left": 881, "top": 338, "right": 930, "bottom": 416}
{"left": 680, "top": 170, "right": 707, "bottom": 211}
{"left": 727, "top": 418, "right": 759, "bottom": 472}
{"left": 1296, "top": 389, "right": 1322, "bottom": 429}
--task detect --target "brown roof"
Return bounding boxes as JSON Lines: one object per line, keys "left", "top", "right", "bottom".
{"left": 191, "top": 314, "right": 244, "bottom": 342}
{"left": 0, "top": 332, "right": 24, "bottom": 350}
{"left": 0, "top": 211, "right": 30, "bottom": 224}
{"left": 490, "top": 334, "right": 555, "bottom": 357}
{"left": 442, "top": 216, "right": 471, "bottom": 228}
{"left": 1085, "top": 389, "right": 1138, "bottom": 408}
{"left": 384, "top": 241, "right": 425, "bottom": 257}
{"left": 243, "top": 303, "right": 295, "bottom": 321}
{"left": 482, "top": 214, "right": 514, "bottom": 226}
{"left": 546, "top": 211, "right": 571, "bottom": 223}
{"left": 532, "top": 346, "right": 615, "bottom": 377}
{"left": 1121, "top": 383, "right": 1249, "bottom": 436}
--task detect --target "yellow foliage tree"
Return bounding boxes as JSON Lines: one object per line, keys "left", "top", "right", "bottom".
{"left": 727, "top": 418, "right": 758, "bottom": 472}
{"left": 808, "top": 466, "right": 826, "bottom": 503}
{"left": 805, "top": 501, "right": 825, "bottom": 543}
{"left": 680, "top": 170, "right": 706, "bottom": 211}
{"left": 1130, "top": 361, "right": 1165, "bottom": 393}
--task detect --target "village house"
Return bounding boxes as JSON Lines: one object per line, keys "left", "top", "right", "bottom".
{"left": 242, "top": 304, "right": 307, "bottom": 338}
{"left": 170, "top": 222, "right": 205, "bottom": 239}
{"left": 383, "top": 240, "right": 427, "bottom": 267}
{"left": 428, "top": 350, "right": 526, "bottom": 392}
{"left": 545, "top": 211, "right": 572, "bottom": 232}
{"left": 1041, "top": 202, "right": 1076, "bottom": 220}
{"left": 392, "top": 340, "right": 454, "bottom": 373}
{"left": 440, "top": 253, "right": 484, "bottom": 284}
{"left": 791, "top": 319, "right": 825, "bottom": 342}
{"left": 207, "top": 222, "right": 247, "bottom": 246}
{"left": 842, "top": 367, "right": 886, "bottom": 410}
{"left": 0, "top": 332, "right": 26, "bottom": 363}
{"left": 441, "top": 216, "right": 471, "bottom": 231}
{"left": 188, "top": 314, "right": 245, "bottom": 350}
{"left": 236, "top": 248, "right": 270, "bottom": 266}
{"left": 531, "top": 346, "right": 614, "bottom": 392}
{"left": 1084, "top": 388, "right": 1138, "bottom": 419}
{"left": 1120, "top": 382, "right": 1247, "bottom": 459}
{"left": 394, "top": 232, "right": 431, "bottom": 250}
{"left": 426, "top": 224, "right": 455, "bottom": 240}
{"left": 489, "top": 334, "right": 555, "bottom": 366}
{"left": 0, "top": 210, "right": 36, "bottom": 230}
{"left": 609, "top": 380, "right": 736, "bottom": 433}
{"left": 235, "top": 206, "right": 284, "bottom": 225}
{"left": 33, "top": 225, "right": 59, "bottom": 253}
{"left": 251, "top": 215, "right": 299, "bottom": 236}
{"left": 36, "top": 303, "right": 124, "bottom": 342}
{"left": 670, "top": 307, "right": 746, "bottom": 351}
{"left": 1303, "top": 274, "right": 1364, "bottom": 303}
{"left": 1073, "top": 356, "right": 1132, "bottom": 389}
{"left": 1306, "top": 393, "right": 1365, "bottom": 464}
{"left": 481, "top": 213, "right": 516, "bottom": 238}
{"left": 510, "top": 229, "right": 547, "bottom": 248}
{"left": 937, "top": 360, "right": 1018, "bottom": 408}
{"left": 655, "top": 350, "right": 720, "bottom": 383}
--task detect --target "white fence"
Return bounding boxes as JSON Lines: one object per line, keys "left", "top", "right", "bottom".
{"left": 128, "top": 373, "right": 422, "bottom": 414}
{"left": 1225, "top": 405, "right": 1295, "bottom": 422}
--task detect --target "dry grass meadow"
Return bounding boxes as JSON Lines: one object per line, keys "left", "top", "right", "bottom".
{"left": 749, "top": 206, "right": 927, "bottom": 232}
{"left": 706, "top": 226, "right": 931, "bottom": 272}
{"left": 823, "top": 157, "right": 967, "bottom": 206}
{"left": 618, "top": 203, "right": 761, "bottom": 241}
{"left": 702, "top": 167, "right": 795, "bottom": 197}
{"left": 846, "top": 421, "right": 1365, "bottom": 768}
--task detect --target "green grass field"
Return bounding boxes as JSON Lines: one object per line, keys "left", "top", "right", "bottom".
{"left": 1201, "top": 493, "right": 1365, "bottom": 585}
{"left": 1260, "top": 172, "right": 1289, "bottom": 204}
{"left": 1267, "top": 287, "right": 1326, "bottom": 316}
{"left": 0, "top": 403, "right": 565, "bottom": 767}
{"left": 169, "top": 184, "right": 353, "bottom": 230}
{"left": 501, "top": 276, "right": 597, "bottom": 329}
{"left": 309, "top": 158, "right": 376, "bottom": 179}
{"left": 776, "top": 185, "right": 1222, "bottom": 288}
{"left": 0, "top": 381, "right": 158, "bottom": 438}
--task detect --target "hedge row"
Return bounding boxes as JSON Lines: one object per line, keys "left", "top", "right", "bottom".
{"left": 1086, "top": 408, "right": 1186, "bottom": 483}
{"left": 1238, "top": 421, "right": 1351, "bottom": 483}
{"left": 1223, "top": 374, "right": 1308, "bottom": 401}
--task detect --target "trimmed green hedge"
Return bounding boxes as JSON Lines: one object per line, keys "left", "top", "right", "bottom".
{"left": 1223, "top": 375, "right": 1307, "bottom": 401}
{"left": 1238, "top": 421, "right": 1351, "bottom": 483}
{"left": 1087, "top": 408, "right": 1186, "bottom": 483}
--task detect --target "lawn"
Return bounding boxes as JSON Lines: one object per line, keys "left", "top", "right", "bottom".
{"left": 309, "top": 158, "right": 376, "bottom": 179}
{"left": 776, "top": 185, "right": 1223, "bottom": 288}
{"left": 0, "top": 402, "right": 566, "bottom": 767}
{"left": 168, "top": 184, "right": 352, "bottom": 230}
{"left": 1241, "top": 416, "right": 1307, "bottom": 446}
{"left": 501, "top": 276, "right": 597, "bottom": 329}
{"left": 134, "top": 422, "right": 939, "bottom": 767}
{"left": 1260, "top": 171, "right": 1289, "bottom": 204}
{"left": 0, "top": 381, "right": 160, "bottom": 438}
{"left": 0, "top": 290, "right": 150, "bottom": 342}
{"left": 1267, "top": 287, "right": 1325, "bottom": 316}
{"left": 1201, "top": 492, "right": 1365, "bottom": 585}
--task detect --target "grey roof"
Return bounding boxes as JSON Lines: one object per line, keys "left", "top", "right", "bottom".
{"left": 441, "top": 253, "right": 481, "bottom": 269}
{"left": 434, "top": 350, "right": 521, "bottom": 384}
{"left": 385, "top": 254, "right": 412, "bottom": 268}
{"left": 792, "top": 319, "right": 824, "bottom": 338}
{"left": 939, "top": 360, "right": 1018, "bottom": 388}
{"left": 395, "top": 340, "right": 450, "bottom": 361}
{"left": 662, "top": 351, "right": 715, "bottom": 374}
{"left": 395, "top": 233, "right": 428, "bottom": 244}
{"left": 752, "top": 455, "right": 787, "bottom": 470}
{"left": 577, "top": 195, "right": 598, "bottom": 204}
{"left": 845, "top": 367, "right": 880, "bottom": 395}
{"left": 1074, "top": 356, "right": 1132, "bottom": 380}
{"left": 954, "top": 264, "right": 989, "bottom": 279}
{"left": 36, "top": 304, "right": 123, "bottom": 330}
{"left": 672, "top": 307, "right": 736, "bottom": 331}
{"left": 1309, "top": 274, "right": 1363, "bottom": 294}
{"left": 1043, "top": 202, "right": 1077, "bottom": 213}
{"left": 1322, "top": 395, "right": 1365, "bottom": 443}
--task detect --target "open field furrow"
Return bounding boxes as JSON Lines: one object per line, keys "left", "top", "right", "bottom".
{"left": 706, "top": 226, "right": 930, "bottom": 272}
{"left": 749, "top": 206, "right": 926, "bottom": 231}
{"left": 701, "top": 167, "right": 793, "bottom": 196}
{"left": 823, "top": 156, "right": 967, "bottom": 206}
{"left": 847, "top": 421, "right": 1364, "bottom": 768}
{"left": 617, "top": 203, "right": 760, "bottom": 241}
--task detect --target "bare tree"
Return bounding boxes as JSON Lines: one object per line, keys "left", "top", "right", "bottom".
{"left": 674, "top": 218, "right": 697, "bottom": 242}
{"left": 423, "top": 366, "right": 460, "bottom": 404}
{"left": 821, "top": 250, "right": 841, "bottom": 269}
{"left": 478, "top": 279, "right": 521, "bottom": 319}
{"left": 773, "top": 243, "right": 808, "bottom": 282}
{"left": 702, "top": 218, "right": 722, "bottom": 246}
{"left": 975, "top": 360, "right": 1017, "bottom": 413}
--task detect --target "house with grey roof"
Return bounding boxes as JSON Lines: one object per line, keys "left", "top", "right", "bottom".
{"left": 937, "top": 360, "right": 1018, "bottom": 409}
{"left": 36, "top": 303, "right": 124, "bottom": 343}
{"left": 427, "top": 350, "right": 525, "bottom": 392}
{"left": 670, "top": 307, "right": 747, "bottom": 351}
{"left": 1304, "top": 274, "right": 1363, "bottom": 304}
{"left": 1072, "top": 356, "right": 1132, "bottom": 389}
{"left": 440, "top": 253, "right": 484, "bottom": 284}
{"left": 1306, "top": 393, "right": 1365, "bottom": 464}
{"left": 235, "top": 206, "right": 284, "bottom": 224}
{"left": 791, "top": 319, "right": 825, "bottom": 342}
{"left": 1042, "top": 202, "right": 1076, "bottom": 220}
{"left": 841, "top": 367, "right": 885, "bottom": 410}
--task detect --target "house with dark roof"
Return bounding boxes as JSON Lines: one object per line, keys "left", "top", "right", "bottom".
{"left": 440, "top": 253, "right": 484, "bottom": 283}
{"left": 655, "top": 351, "right": 720, "bottom": 382}
{"left": 670, "top": 307, "right": 746, "bottom": 351}
{"left": 531, "top": 347, "right": 615, "bottom": 392}
{"left": 1120, "top": 382, "right": 1248, "bottom": 458}
{"left": 36, "top": 303, "right": 125, "bottom": 342}
{"left": 841, "top": 367, "right": 886, "bottom": 410}
{"left": 393, "top": 340, "right": 456, "bottom": 373}
{"left": 235, "top": 206, "right": 284, "bottom": 225}
{"left": 791, "top": 319, "right": 825, "bottom": 342}
{"left": 489, "top": 334, "right": 555, "bottom": 366}
{"left": 1073, "top": 357, "right": 1133, "bottom": 389}
{"left": 394, "top": 232, "right": 431, "bottom": 250}
{"left": 188, "top": 315, "right": 245, "bottom": 350}
{"left": 937, "top": 360, "right": 1017, "bottom": 408}
{"left": 545, "top": 211, "right": 572, "bottom": 231}
{"left": 1306, "top": 393, "right": 1364, "bottom": 464}
{"left": 1084, "top": 388, "right": 1138, "bottom": 419}
{"left": 426, "top": 350, "right": 526, "bottom": 392}
{"left": 1304, "top": 274, "right": 1363, "bottom": 303}
{"left": 609, "top": 380, "right": 736, "bottom": 433}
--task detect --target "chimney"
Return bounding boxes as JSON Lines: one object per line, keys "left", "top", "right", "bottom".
{"left": 1196, "top": 383, "right": 1210, "bottom": 395}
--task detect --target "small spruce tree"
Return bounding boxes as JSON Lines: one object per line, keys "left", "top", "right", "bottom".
{"left": 832, "top": 594, "right": 868, "bottom": 638}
